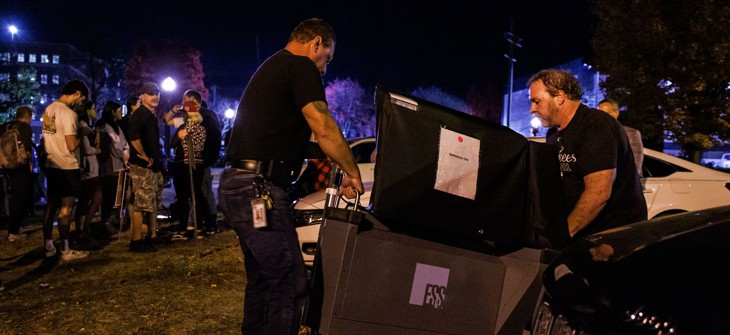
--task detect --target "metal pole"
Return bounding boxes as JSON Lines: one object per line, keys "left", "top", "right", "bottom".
{"left": 186, "top": 134, "right": 200, "bottom": 256}
{"left": 503, "top": 20, "right": 522, "bottom": 128}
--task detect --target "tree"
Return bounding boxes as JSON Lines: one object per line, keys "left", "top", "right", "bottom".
{"left": 324, "top": 78, "right": 375, "bottom": 138}
{"left": 0, "top": 67, "right": 41, "bottom": 123}
{"left": 123, "top": 40, "right": 208, "bottom": 117}
{"left": 410, "top": 85, "right": 467, "bottom": 113}
{"left": 591, "top": 0, "right": 730, "bottom": 161}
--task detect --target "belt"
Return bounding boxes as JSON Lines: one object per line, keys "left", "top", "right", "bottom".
{"left": 229, "top": 160, "right": 270, "bottom": 174}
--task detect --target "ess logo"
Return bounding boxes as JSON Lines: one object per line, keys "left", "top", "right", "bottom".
{"left": 409, "top": 263, "right": 449, "bottom": 309}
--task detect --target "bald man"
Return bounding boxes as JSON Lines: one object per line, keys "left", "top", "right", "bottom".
{"left": 598, "top": 99, "right": 644, "bottom": 177}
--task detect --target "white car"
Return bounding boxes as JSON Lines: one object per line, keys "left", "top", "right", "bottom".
{"left": 293, "top": 137, "right": 730, "bottom": 266}
{"left": 292, "top": 137, "right": 375, "bottom": 265}
{"left": 642, "top": 148, "right": 730, "bottom": 218}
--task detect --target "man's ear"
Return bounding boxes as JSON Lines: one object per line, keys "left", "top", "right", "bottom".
{"left": 555, "top": 90, "right": 566, "bottom": 105}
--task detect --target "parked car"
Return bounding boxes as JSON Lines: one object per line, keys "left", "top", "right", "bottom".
{"left": 291, "top": 137, "right": 375, "bottom": 265}
{"left": 531, "top": 205, "right": 730, "bottom": 334}
{"left": 293, "top": 137, "right": 730, "bottom": 266}
{"left": 701, "top": 152, "right": 730, "bottom": 168}
{"left": 642, "top": 148, "right": 730, "bottom": 218}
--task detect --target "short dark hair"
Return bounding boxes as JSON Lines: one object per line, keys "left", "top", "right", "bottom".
{"left": 527, "top": 69, "right": 582, "bottom": 101}
{"left": 61, "top": 79, "right": 90, "bottom": 98}
{"left": 15, "top": 105, "right": 33, "bottom": 119}
{"left": 183, "top": 89, "right": 202, "bottom": 103}
{"left": 598, "top": 98, "right": 619, "bottom": 110}
{"left": 126, "top": 96, "right": 140, "bottom": 113}
{"left": 289, "top": 18, "right": 336, "bottom": 47}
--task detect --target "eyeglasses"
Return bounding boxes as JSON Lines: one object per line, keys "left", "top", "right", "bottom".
{"left": 144, "top": 90, "right": 160, "bottom": 96}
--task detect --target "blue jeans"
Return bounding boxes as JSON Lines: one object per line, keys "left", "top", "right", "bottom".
{"left": 218, "top": 168, "right": 307, "bottom": 335}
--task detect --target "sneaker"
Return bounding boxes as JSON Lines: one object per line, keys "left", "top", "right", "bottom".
{"left": 8, "top": 233, "right": 26, "bottom": 242}
{"left": 44, "top": 243, "right": 57, "bottom": 258}
{"left": 129, "top": 239, "right": 157, "bottom": 253}
{"left": 60, "top": 249, "right": 89, "bottom": 261}
{"left": 171, "top": 233, "right": 189, "bottom": 241}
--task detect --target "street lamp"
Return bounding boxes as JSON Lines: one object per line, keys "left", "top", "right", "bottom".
{"left": 161, "top": 77, "right": 177, "bottom": 157}
{"left": 224, "top": 108, "right": 235, "bottom": 119}
{"left": 161, "top": 77, "right": 176, "bottom": 92}
{"left": 530, "top": 117, "right": 541, "bottom": 137}
{"left": 8, "top": 25, "right": 18, "bottom": 41}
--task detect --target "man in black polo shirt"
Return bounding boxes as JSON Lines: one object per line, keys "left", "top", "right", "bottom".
{"left": 528, "top": 69, "right": 647, "bottom": 239}
{"left": 218, "top": 18, "right": 363, "bottom": 334}
{"left": 127, "top": 82, "right": 163, "bottom": 252}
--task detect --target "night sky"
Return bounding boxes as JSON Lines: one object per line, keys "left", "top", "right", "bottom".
{"left": 0, "top": 0, "right": 594, "bottom": 99}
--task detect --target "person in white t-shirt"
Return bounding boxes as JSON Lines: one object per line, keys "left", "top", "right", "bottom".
{"left": 40, "top": 80, "right": 91, "bottom": 262}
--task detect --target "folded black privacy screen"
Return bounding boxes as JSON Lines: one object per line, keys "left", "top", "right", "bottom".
{"left": 370, "top": 85, "right": 531, "bottom": 255}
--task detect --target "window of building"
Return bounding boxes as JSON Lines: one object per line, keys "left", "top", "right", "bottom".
{"left": 41, "top": 54, "right": 49, "bottom": 63}
{"left": 17, "top": 53, "right": 25, "bottom": 62}
{"left": 41, "top": 74, "right": 48, "bottom": 84}
{"left": 30, "top": 74, "right": 36, "bottom": 81}
{"left": 29, "top": 54, "right": 36, "bottom": 63}
{"left": 0, "top": 73, "right": 9, "bottom": 81}
{"left": 41, "top": 94, "right": 48, "bottom": 104}
{"left": 52, "top": 54, "right": 60, "bottom": 64}
{"left": 1, "top": 52, "right": 9, "bottom": 61}
{"left": 52, "top": 74, "right": 59, "bottom": 84}
{"left": 17, "top": 73, "right": 23, "bottom": 80}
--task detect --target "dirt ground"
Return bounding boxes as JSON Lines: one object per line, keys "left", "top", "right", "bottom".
{"left": 0, "top": 221, "right": 247, "bottom": 335}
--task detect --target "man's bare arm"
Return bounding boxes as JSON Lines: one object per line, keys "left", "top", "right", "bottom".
{"left": 130, "top": 139, "right": 152, "bottom": 167}
{"left": 302, "top": 101, "right": 363, "bottom": 195}
{"left": 567, "top": 169, "right": 615, "bottom": 237}
{"left": 65, "top": 134, "right": 79, "bottom": 152}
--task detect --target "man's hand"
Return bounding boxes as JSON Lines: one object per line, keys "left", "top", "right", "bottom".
{"left": 137, "top": 153, "right": 153, "bottom": 168}
{"left": 338, "top": 175, "right": 364, "bottom": 199}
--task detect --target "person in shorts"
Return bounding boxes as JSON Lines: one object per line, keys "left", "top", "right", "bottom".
{"left": 40, "top": 79, "right": 90, "bottom": 261}
{"left": 126, "top": 82, "right": 164, "bottom": 252}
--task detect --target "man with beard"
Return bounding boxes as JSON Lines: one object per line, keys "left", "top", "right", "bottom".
{"left": 126, "top": 82, "right": 164, "bottom": 252}
{"left": 40, "top": 79, "right": 90, "bottom": 261}
{"left": 528, "top": 69, "right": 646, "bottom": 239}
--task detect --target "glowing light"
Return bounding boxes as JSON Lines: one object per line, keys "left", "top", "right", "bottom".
{"left": 531, "top": 117, "right": 541, "bottom": 129}
{"left": 225, "top": 108, "right": 235, "bottom": 119}
{"left": 161, "top": 77, "right": 176, "bottom": 92}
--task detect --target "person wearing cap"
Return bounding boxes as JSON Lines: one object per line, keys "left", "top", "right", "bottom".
{"left": 126, "top": 82, "right": 164, "bottom": 252}
{"left": 40, "top": 79, "right": 91, "bottom": 261}
{"left": 218, "top": 18, "right": 363, "bottom": 335}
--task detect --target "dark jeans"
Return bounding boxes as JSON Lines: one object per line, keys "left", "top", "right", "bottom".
{"left": 218, "top": 168, "right": 307, "bottom": 335}
{"left": 5, "top": 165, "right": 32, "bottom": 234}
{"left": 201, "top": 167, "right": 218, "bottom": 230}
{"left": 172, "top": 163, "right": 207, "bottom": 231}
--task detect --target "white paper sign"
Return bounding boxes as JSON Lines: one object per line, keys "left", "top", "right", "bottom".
{"left": 434, "top": 128, "right": 479, "bottom": 200}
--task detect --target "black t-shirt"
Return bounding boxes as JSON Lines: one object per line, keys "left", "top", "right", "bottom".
{"left": 199, "top": 107, "right": 221, "bottom": 167}
{"left": 226, "top": 49, "right": 324, "bottom": 166}
{"left": 546, "top": 104, "right": 647, "bottom": 238}
{"left": 127, "top": 105, "right": 161, "bottom": 172}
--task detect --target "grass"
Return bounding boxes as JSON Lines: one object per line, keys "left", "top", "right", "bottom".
{"left": 0, "top": 221, "right": 247, "bottom": 335}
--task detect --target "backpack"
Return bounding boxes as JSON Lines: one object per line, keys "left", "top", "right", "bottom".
{"left": 0, "top": 123, "right": 29, "bottom": 169}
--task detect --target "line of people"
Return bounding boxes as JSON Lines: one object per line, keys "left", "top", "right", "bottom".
{"left": 2, "top": 79, "right": 222, "bottom": 259}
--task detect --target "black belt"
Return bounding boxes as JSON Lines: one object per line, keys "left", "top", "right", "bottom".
{"left": 228, "top": 160, "right": 270, "bottom": 174}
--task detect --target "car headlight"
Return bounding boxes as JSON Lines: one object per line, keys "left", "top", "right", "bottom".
{"left": 292, "top": 209, "right": 324, "bottom": 227}
{"left": 532, "top": 301, "right": 580, "bottom": 335}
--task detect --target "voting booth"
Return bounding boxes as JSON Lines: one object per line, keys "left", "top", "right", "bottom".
{"left": 303, "top": 86, "right": 569, "bottom": 334}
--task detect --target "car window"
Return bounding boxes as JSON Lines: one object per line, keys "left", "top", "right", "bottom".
{"left": 643, "top": 155, "right": 691, "bottom": 178}
{"left": 351, "top": 141, "right": 376, "bottom": 164}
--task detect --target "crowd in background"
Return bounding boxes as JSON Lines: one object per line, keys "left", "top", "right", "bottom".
{"left": 0, "top": 79, "right": 223, "bottom": 259}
